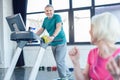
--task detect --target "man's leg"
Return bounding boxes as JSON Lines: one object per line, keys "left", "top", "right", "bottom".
{"left": 52, "top": 43, "right": 67, "bottom": 78}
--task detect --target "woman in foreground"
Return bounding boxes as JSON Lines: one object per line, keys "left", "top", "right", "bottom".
{"left": 69, "top": 12, "right": 120, "bottom": 80}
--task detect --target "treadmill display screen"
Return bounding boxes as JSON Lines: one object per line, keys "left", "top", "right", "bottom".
{"left": 6, "top": 13, "right": 26, "bottom": 31}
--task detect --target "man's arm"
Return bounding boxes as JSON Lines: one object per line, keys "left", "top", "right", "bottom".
{"left": 52, "top": 22, "right": 62, "bottom": 37}
{"left": 36, "top": 27, "right": 44, "bottom": 36}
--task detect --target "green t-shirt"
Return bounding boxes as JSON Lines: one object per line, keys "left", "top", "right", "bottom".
{"left": 42, "top": 14, "right": 66, "bottom": 46}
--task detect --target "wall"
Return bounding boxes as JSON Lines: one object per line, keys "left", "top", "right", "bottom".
{"left": 23, "top": 45, "right": 95, "bottom": 68}
{"left": 0, "top": 0, "right": 3, "bottom": 65}
{"left": 3, "top": 0, "right": 16, "bottom": 68}
{"left": 24, "top": 44, "right": 120, "bottom": 68}
{"left": 0, "top": 0, "right": 15, "bottom": 68}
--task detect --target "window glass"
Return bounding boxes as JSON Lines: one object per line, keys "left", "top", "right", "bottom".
{"left": 95, "top": 0, "right": 120, "bottom": 5}
{"left": 26, "top": 13, "right": 46, "bottom": 33}
{"left": 72, "top": 0, "right": 91, "bottom": 8}
{"left": 74, "top": 10, "right": 91, "bottom": 42}
{"left": 52, "top": 0, "right": 69, "bottom": 10}
{"left": 27, "top": 0, "right": 49, "bottom": 13}
{"left": 95, "top": 5, "right": 120, "bottom": 15}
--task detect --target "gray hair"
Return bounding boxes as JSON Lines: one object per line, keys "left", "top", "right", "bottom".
{"left": 91, "top": 12, "right": 120, "bottom": 43}
{"left": 45, "top": 4, "right": 54, "bottom": 9}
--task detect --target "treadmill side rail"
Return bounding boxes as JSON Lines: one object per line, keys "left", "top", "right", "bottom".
{"left": 4, "top": 41, "right": 28, "bottom": 80}
{"left": 29, "top": 47, "right": 45, "bottom": 80}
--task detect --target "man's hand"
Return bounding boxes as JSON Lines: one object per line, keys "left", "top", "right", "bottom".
{"left": 41, "top": 35, "right": 54, "bottom": 43}
{"left": 47, "top": 36, "right": 55, "bottom": 43}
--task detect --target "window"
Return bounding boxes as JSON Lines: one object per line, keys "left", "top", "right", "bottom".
{"left": 27, "top": 0, "right": 120, "bottom": 45}
{"left": 52, "top": 0, "right": 69, "bottom": 10}
{"left": 26, "top": 13, "right": 46, "bottom": 33}
{"left": 95, "top": 0, "right": 120, "bottom": 5}
{"left": 95, "top": 5, "right": 120, "bottom": 15}
{"left": 72, "top": 0, "right": 91, "bottom": 8}
{"left": 74, "top": 10, "right": 91, "bottom": 42}
{"left": 27, "top": 0, "right": 49, "bottom": 13}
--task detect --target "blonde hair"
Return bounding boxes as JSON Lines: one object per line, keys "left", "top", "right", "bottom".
{"left": 91, "top": 12, "right": 120, "bottom": 43}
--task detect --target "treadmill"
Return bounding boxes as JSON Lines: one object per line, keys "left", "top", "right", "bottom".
{"left": 4, "top": 13, "right": 47, "bottom": 80}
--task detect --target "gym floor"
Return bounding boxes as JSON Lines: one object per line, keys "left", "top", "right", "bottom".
{"left": 0, "top": 67, "right": 75, "bottom": 80}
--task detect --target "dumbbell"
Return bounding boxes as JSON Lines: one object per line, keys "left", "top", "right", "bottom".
{"left": 39, "top": 66, "right": 45, "bottom": 71}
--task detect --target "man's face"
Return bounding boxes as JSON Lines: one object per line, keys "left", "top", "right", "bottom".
{"left": 45, "top": 7, "right": 54, "bottom": 18}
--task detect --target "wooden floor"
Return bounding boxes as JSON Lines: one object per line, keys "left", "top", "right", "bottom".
{"left": 0, "top": 67, "right": 75, "bottom": 80}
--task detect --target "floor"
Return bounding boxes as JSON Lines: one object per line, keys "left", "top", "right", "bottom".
{"left": 0, "top": 67, "right": 75, "bottom": 80}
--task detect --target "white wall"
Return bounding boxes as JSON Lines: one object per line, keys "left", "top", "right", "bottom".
{"left": 0, "top": 0, "right": 3, "bottom": 65}
{"left": 23, "top": 45, "right": 95, "bottom": 68}
{"left": 24, "top": 44, "right": 120, "bottom": 69}
{"left": 0, "top": 0, "right": 15, "bottom": 68}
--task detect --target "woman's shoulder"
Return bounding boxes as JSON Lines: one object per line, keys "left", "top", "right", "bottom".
{"left": 88, "top": 48, "right": 99, "bottom": 59}
{"left": 87, "top": 47, "right": 99, "bottom": 65}
{"left": 89, "top": 47, "right": 98, "bottom": 54}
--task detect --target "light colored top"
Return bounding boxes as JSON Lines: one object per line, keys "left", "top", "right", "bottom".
{"left": 87, "top": 47, "right": 120, "bottom": 80}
